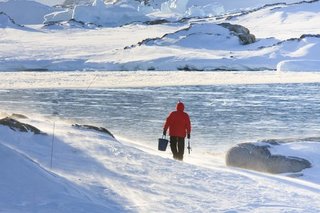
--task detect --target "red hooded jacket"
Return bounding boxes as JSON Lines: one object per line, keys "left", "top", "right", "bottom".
{"left": 164, "top": 102, "right": 191, "bottom": 138}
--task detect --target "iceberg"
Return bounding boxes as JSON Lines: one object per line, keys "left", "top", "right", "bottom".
{"left": 72, "top": 0, "right": 150, "bottom": 27}
{"left": 160, "top": 0, "right": 224, "bottom": 18}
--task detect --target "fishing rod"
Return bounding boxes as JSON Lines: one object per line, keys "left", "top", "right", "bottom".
{"left": 187, "top": 139, "right": 192, "bottom": 154}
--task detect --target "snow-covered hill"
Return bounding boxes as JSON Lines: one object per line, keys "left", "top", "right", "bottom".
{"left": 0, "top": 142, "right": 121, "bottom": 212}
{"left": 1, "top": 0, "right": 319, "bottom": 71}
{"left": 1, "top": 114, "right": 320, "bottom": 212}
{"left": 0, "top": 12, "right": 22, "bottom": 28}
{"left": 0, "top": 0, "right": 56, "bottom": 25}
{"left": 229, "top": 0, "right": 320, "bottom": 40}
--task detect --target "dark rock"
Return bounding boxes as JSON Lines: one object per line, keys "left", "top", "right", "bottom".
{"left": 238, "top": 33, "right": 256, "bottom": 45}
{"left": 300, "top": 34, "right": 320, "bottom": 39}
{"left": 43, "top": 19, "right": 101, "bottom": 29}
{"left": 177, "top": 65, "right": 204, "bottom": 71}
{"left": 21, "top": 68, "right": 49, "bottom": 72}
{"left": 226, "top": 143, "right": 311, "bottom": 174}
{"left": 72, "top": 124, "right": 114, "bottom": 138}
{"left": 219, "top": 23, "right": 256, "bottom": 45}
{"left": 144, "top": 19, "right": 169, "bottom": 25}
{"left": 10, "top": 113, "right": 28, "bottom": 119}
{"left": 220, "top": 23, "right": 250, "bottom": 35}
{"left": 0, "top": 12, "right": 24, "bottom": 28}
{"left": 0, "top": 117, "right": 45, "bottom": 135}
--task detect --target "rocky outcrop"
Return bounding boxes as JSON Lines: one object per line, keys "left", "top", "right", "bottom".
{"left": 219, "top": 23, "right": 256, "bottom": 45}
{"left": 43, "top": 19, "right": 101, "bottom": 29}
{"left": 0, "top": 117, "right": 45, "bottom": 135}
{"left": 10, "top": 113, "right": 29, "bottom": 119}
{"left": 0, "top": 12, "right": 23, "bottom": 28}
{"left": 72, "top": 124, "right": 114, "bottom": 138}
{"left": 226, "top": 142, "right": 311, "bottom": 174}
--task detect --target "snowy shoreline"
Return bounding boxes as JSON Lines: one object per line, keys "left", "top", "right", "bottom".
{"left": 1, "top": 113, "right": 320, "bottom": 212}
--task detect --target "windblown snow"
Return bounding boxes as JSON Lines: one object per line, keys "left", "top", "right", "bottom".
{"left": 1, "top": 114, "right": 320, "bottom": 212}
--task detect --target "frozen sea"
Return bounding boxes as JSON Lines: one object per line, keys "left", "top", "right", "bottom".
{"left": 1, "top": 76, "right": 320, "bottom": 162}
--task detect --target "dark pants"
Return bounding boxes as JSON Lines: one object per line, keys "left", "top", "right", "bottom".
{"left": 170, "top": 136, "right": 185, "bottom": 161}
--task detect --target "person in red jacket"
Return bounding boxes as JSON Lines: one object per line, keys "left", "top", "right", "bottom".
{"left": 163, "top": 101, "right": 191, "bottom": 161}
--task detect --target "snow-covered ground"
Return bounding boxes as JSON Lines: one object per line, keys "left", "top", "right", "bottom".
{"left": 2, "top": 0, "right": 320, "bottom": 212}
{"left": 1, "top": 0, "right": 320, "bottom": 71}
{"left": 0, "top": 0, "right": 56, "bottom": 24}
{"left": 2, "top": 112, "right": 320, "bottom": 212}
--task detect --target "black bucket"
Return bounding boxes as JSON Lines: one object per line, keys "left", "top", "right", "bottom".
{"left": 158, "top": 138, "right": 169, "bottom": 151}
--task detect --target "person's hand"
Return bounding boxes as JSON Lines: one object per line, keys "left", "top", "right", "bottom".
{"left": 187, "top": 133, "right": 190, "bottom": 139}
{"left": 163, "top": 129, "right": 166, "bottom": 136}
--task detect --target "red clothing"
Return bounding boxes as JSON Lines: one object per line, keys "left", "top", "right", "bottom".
{"left": 164, "top": 102, "right": 191, "bottom": 138}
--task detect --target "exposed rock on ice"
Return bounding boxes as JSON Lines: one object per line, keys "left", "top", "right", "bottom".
{"left": 72, "top": 124, "right": 115, "bottom": 138}
{"left": 43, "top": 18, "right": 100, "bottom": 29}
{"left": 135, "top": 22, "right": 256, "bottom": 49}
{"left": 0, "top": 117, "right": 45, "bottom": 135}
{"left": 219, "top": 23, "right": 256, "bottom": 45}
{"left": 9, "top": 114, "right": 29, "bottom": 119}
{"left": 226, "top": 142, "right": 311, "bottom": 174}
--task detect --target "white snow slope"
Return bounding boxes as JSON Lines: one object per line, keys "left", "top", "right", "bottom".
{"left": 0, "top": 0, "right": 320, "bottom": 71}
{"left": 1, "top": 115, "right": 320, "bottom": 212}
{"left": 0, "top": 0, "right": 55, "bottom": 25}
{"left": 0, "top": 142, "right": 122, "bottom": 212}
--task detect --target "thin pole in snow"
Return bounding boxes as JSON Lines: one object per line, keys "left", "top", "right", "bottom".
{"left": 50, "top": 121, "right": 56, "bottom": 169}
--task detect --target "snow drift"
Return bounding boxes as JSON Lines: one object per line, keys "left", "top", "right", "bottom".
{"left": 277, "top": 60, "right": 320, "bottom": 71}
{"left": 1, "top": 113, "right": 320, "bottom": 212}
{"left": 229, "top": 0, "right": 320, "bottom": 40}
{"left": 0, "top": 142, "right": 120, "bottom": 212}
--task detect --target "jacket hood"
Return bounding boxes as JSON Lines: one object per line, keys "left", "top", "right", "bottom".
{"left": 176, "top": 102, "right": 184, "bottom": 112}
